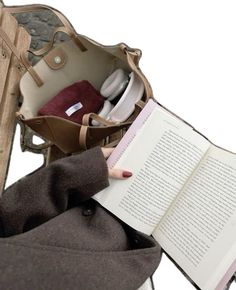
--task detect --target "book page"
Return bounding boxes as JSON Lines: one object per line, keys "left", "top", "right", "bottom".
{"left": 94, "top": 103, "right": 210, "bottom": 235}
{"left": 154, "top": 145, "right": 236, "bottom": 290}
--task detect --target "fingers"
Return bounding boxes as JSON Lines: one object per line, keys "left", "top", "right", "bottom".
{"left": 101, "top": 147, "right": 114, "bottom": 159}
{"left": 108, "top": 168, "right": 133, "bottom": 179}
{"left": 101, "top": 147, "right": 133, "bottom": 180}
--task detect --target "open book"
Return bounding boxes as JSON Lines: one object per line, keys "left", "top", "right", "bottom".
{"left": 94, "top": 99, "right": 236, "bottom": 290}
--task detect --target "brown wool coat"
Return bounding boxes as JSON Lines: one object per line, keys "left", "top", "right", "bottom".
{"left": 0, "top": 147, "right": 162, "bottom": 290}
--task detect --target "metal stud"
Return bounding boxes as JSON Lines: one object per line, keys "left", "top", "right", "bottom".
{"left": 54, "top": 56, "right": 62, "bottom": 64}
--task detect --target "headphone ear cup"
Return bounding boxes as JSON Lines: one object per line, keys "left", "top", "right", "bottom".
{"left": 106, "top": 72, "right": 144, "bottom": 122}
{"left": 92, "top": 101, "right": 114, "bottom": 126}
{"left": 100, "top": 69, "right": 129, "bottom": 101}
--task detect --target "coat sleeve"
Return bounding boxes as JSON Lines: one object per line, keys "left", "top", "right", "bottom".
{"left": 0, "top": 146, "right": 109, "bottom": 237}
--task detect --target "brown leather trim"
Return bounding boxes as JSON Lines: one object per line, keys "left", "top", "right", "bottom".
{"left": 79, "top": 125, "right": 88, "bottom": 150}
{"left": 120, "top": 44, "right": 153, "bottom": 101}
{"left": 20, "top": 53, "right": 43, "bottom": 86}
{"left": 82, "top": 113, "right": 116, "bottom": 126}
{"left": 43, "top": 46, "right": 67, "bottom": 70}
{"left": 29, "top": 27, "right": 87, "bottom": 57}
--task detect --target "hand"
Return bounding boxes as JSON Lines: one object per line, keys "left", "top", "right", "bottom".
{"left": 101, "top": 147, "right": 133, "bottom": 179}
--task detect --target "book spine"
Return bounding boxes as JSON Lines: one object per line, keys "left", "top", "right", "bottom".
{"left": 107, "top": 99, "right": 157, "bottom": 168}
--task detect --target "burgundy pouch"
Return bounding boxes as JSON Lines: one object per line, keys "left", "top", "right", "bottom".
{"left": 38, "top": 80, "right": 104, "bottom": 124}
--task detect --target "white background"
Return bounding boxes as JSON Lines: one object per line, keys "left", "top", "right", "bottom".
{"left": 4, "top": 0, "right": 236, "bottom": 289}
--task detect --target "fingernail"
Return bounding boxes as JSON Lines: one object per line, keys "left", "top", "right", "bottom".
{"left": 122, "top": 171, "right": 133, "bottom": 178}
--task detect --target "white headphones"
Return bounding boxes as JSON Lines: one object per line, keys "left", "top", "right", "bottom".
{"left": 106, "top": 72, "right": 144, "bottom": 122}
{"left": 94, "top": 68, "right": 144, "bottom": 124}
{"left": 100, "top": 68, "right": 129, "bottom": 101}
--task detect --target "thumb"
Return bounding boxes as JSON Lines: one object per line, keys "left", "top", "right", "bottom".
{"left": 108, "top": 168, "right": 133, "bottom": 179}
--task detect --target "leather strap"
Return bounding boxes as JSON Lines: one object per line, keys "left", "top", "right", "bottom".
{"left": 2, "top": 3, "right": 87, "bottom": 86}
{"left": 79, "top": 119, "right": 132, "bottom": 150}
{"left": 120, "top": 44, "right": 153, "bottom": 101}
{"left": 80, "top": 101, "right": 144, "bottom": 149}
{"left": 119, "top": 43, "right": 142, "bottom": 65}
{"left": 79, "top": 125, "right": 89, "bottom": 150}
{"left": 20, "top": 51, "right": 43, "bottom": 86}
{"left": 3, "top": 4, "right": 86, "bottom": 52}
{"left": 82, "top": 113, "right": 116, "bottom": 126}
{"left": 29, "top": 26, "right": 86, "bottom": 57}
{"left": 0, "top": 26, "right": 43, "bottom": 86}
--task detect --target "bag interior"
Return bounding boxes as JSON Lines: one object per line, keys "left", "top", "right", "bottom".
{"left": 19, "top": 35, "right": 137, "bottom": 119}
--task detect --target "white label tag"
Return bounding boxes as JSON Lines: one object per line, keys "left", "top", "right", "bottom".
{"left": 65, "top": 102, "right": 83, "bottom": 116}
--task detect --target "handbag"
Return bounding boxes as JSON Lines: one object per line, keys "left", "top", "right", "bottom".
{"left": 0, "top": 2, "right": 153, "bottom": 154}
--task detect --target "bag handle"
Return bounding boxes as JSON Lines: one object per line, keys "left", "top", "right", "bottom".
{"left": 1, "top": 4, "right": 87, "bottom": 86}
{"left": 82, "top": 100, "right": 145, "bottom": 127}
{"left": 82, "top": 113, "right": 117, "bottom": 126}
{"left": 28, "top": 26, "right": 86, "bottom": 57}
{"left": 3, "top": 4, "right": 86, "bottom": 53}
{"left": 0, "top": 24, "right": 85, "bottom": 87}
{"left": 79, "top": 120, "right": 132, "bottom": 150}
{"left": 120, "top": 44, "right": 153, "bottom": 101}
{"left": 79, "top": 100, "right": 146, "bottom": 150}
{"left": 100, "top": 101, "right": 146, "bottom": 148}
{"left": 0, "top": 26, "right": 43, "bottom": 86}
